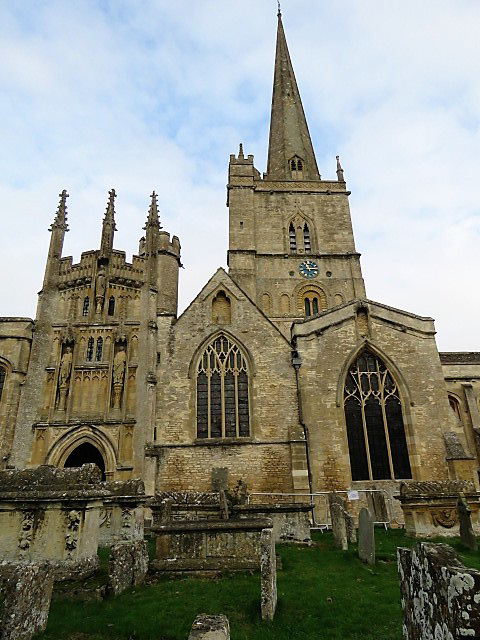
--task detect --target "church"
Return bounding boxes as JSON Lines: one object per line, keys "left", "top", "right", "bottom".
{"left": 0, "top": 12, "right": 479, "bottom": 507}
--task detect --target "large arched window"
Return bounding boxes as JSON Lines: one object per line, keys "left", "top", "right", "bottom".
{"left": 0, "top": 366, "right": 6, "bottom": 403}
{"left": 196, "top": 334, "right": 249, "bottom": 439}
{"left": 344, "top": 350, "right": 412, "bottom": 481}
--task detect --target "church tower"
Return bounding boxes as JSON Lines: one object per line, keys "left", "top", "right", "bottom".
{"left": 228, "top": 11, "right": 366, "bottom": 336}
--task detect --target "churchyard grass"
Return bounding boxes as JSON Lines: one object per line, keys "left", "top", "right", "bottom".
{"left": 37, "top": 529, "right": 480, "bottom": 640}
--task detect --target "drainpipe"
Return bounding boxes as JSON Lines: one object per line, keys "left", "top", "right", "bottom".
{"left": 292, "top": 341, "right": 313, "bottom": 498}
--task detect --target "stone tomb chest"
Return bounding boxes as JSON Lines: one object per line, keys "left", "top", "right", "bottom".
{"left": 0, "top": 464, "right": 108, "bottom": 578}
{"left": 396, "top": 480, "right": 480, "bottom": 538}
{"left": 99, "top": 478, "right": 146, "bottom": 546}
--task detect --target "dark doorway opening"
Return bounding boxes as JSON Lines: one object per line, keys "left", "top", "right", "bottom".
{"left": 64, "top": 442, "right": 106, "bottom": 480}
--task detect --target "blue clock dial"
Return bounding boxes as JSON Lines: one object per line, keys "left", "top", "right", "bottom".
{"left": 299, "top": 260, "right": 319, "bottom": 279}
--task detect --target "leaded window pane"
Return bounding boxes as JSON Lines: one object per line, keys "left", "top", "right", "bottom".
{"left": 344, "top": 350, "right": 411, "bottom": 481}
{"left": 196, "top": 333, "right": 250, "bottom": 438}
{"left": 86, "top": 337, "right": 94, "bottom": 362}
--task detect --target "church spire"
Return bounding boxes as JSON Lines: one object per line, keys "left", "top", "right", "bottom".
{"left": 100, "top": 189, "right": 117, "bottom": 257}
{"left": 266, "top": 12, "right": 320, "bottom": 180}
{"left": 146, "top": 191, "right": 161, "bottom": 231}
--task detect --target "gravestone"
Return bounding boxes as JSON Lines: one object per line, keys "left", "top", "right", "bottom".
{"left": 188, "top": 614, "right": 230, "bottom": 640}
{"left": 330, "top": 502, "right": 348, "bottom": 551}
{"left": 107, "top": 540, "right": 149, "bottom": 596}
{"left": 398, "top": 542, "right": 480, "bottom": 639}
{"left": 0, "top": 561, "right": 54, "bottom": 640}
{"left": 344, "top": 509, "right": 356, "bottom": 544}
{"left": 260, "top": 527, "right": 277, "bottom": 620}
{"left": 358, "top": 508, "right": 375, "bottom": 565}
{"left": 457, "top": 493, "right": 478, "bottom": 551}
{"left": 366, "top": 491, "right": 388, "bottom": 524}
{"left": 212, "top": 468, "right": 228, "bottom": 492}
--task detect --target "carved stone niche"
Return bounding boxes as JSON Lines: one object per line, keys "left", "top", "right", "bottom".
{"left": 396, "top": 480, "right": 480, "bottom": 538}
{"left": 111, "top": 338, "right": 128, "bottom": 410}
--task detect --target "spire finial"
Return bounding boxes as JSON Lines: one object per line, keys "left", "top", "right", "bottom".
{"left": 146, "top": 190, "right": 161, "bottom": 230}
{"left": 50, "top": 189, "right": 69, "bottom": 232}
{"left": 100, "top": 188, "right": 117, "bottom": 256}
{"left": 277, "top": 0, "right": 281, "bottom": 17}
{"left": 336, "top": 155, "right": 345, "bottom": 182}
{"left": 238, "top": 143, "right": 244, "bottom": 159}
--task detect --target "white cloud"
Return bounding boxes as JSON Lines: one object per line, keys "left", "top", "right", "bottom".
{"left": 0, "top": 0, "right": 478, "bottom": 350}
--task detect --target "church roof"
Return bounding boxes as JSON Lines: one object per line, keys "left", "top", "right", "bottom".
{"left": 266, "top": 11, "right": 320, "bottom": 180}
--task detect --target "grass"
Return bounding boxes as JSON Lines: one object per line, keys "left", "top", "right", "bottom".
{"left": 36, "top": 530, "right": 480, "bottom": 640}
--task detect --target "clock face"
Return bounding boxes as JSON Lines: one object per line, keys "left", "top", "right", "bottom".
{"left": 299, "top": 259, "right": 319, "bottom": 279}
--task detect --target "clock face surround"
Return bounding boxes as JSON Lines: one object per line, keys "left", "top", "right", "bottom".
{"left": 299, "top": 259, "right": 319, "bottom": 279}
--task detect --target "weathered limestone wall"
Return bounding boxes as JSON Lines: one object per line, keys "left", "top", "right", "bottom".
{"left": 149, "top": 268, "right": 308, "bottom": 496}
{"left": 398, "top": 542, "right": 480, "bottom": 639}
{"left": 294, "top": 299, "right": 456, "bottom": 494}
{"left": 0, "top": 318, "right": 32, "bottom": 469}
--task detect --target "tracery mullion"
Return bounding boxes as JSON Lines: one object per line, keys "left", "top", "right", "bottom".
{"left": 378, "top": 361, "right": 395, "bottom": 479}
{"left": 220, "top": 361, "right": 225, "bottom": 437}
{"left": 207, "top": 371, "right": 211, "bottom": 438}
{"left": 234, "top": 371, "right": 239, "bottom": 437}
{"left": 357, "top": 368, "right": 373, "bottom": 480}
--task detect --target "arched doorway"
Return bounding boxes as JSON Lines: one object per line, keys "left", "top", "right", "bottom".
{"left": 64, "top": 442, "right": 106, "bottom": 480}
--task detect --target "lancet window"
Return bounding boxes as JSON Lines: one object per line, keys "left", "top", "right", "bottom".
{"left": 303, "top": 224, "right": 311, "bottom": 253}
{"left": 86, "top": 337, "right": 94, "bottom": 362}
{"left": 196, "top": 333, "right": 249, "bottom": 439}
{"left": 95, "top": 337, "right": 103, "bottom": 361}
{"left": 108, "top": 296, "right": 115, "bottom": 316}
{"left": 344, "top": 350, "right": 412, "bottom": 481}
{"left": 0, "top": 366, "right": 6, "bottom": 403}
{"left": 289, "top": 155, "right": 304, "bottom": 179}
{"left": 289, "top": 223, "right": 297, "bottom": 251}
{"left": 82, "top": 297, "right": 90, "bottom": 317}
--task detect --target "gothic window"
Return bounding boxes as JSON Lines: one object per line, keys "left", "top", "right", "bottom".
{"left": 86, "top": 337, "right": 94, "bottom": 362}
{"left": 95, "top": 337, "right": 103, "bottom": 361}
{"left": 108, "top": 296, "right": 115, "bottom": 316}
{"left": 82, "top": 297, "right": 89, "bottom": 316}
{"left": 289, "top": 223, "right": 297, "bottom": 251}
{"left": 0, "top": 366, "right": 6, "bottom": 403}
{"left": 344, "top": 350, "right": 412, "bottom": 481}
{"left": 196, "top": 333, "right": 249, "bottom": 439}
{"left": 303, "top": 224, "right": 311, "bottom": 253}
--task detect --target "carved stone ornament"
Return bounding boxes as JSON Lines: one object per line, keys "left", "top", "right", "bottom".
{"left": 431, "top": 508, "right": 458, "bottom": 528}
{"left": 99, "top": 508, "right": 112, "bottom": 529}
{"left": 399, "top": 480, "right": 475, "bottom": 497}
{"left": 65, "top": 509, "right": 81, "bottom": 553}
{"left": 18, "top": 510, "right": 35, "bottom": 553}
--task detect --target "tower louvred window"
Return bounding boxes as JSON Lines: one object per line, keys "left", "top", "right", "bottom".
{"left": 82, "top": 297, "right": 89, "bottom": 316}
{"left": 196, "top": 333, "right": 249, "bottom": 439}
{"left": 303, "top": 224, "right": 311, "bottom": 253}
{"left": 344, "top": 350, "right": 412, "bottom": 481}
{"left": 289, "top": 223, "right": 297, "bottom": 251}
{"left": 95, "top": 337, "right": 103, "bottom": 361}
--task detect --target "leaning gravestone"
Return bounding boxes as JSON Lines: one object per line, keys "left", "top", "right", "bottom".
{"left": 358, "top": 508, "right": 375, "bottom": 565}
{"left": 457, "top": 493, "right": 478, "bottom": 551}
{"left": 330, "top": 503, "right": 348, "bottom": 551}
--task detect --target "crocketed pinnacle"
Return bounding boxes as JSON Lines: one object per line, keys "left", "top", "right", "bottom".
{"left": 145, "top": 191, "right": 161, "bottom": 230}
{"left": 100, "top": 188, "right": 117, "bottom": 256}
{"left": 50, "top": 189, "right": 69, "bottom": 232}
{"left": 266, "top": 13, "right": 320, "bottom": 180}
{"left": 336, "top": 155, "right": 345, "bottom": 182}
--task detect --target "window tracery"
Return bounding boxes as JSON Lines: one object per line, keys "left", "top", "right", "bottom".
{"left": 95, "top": 337, "right": 103, "bottom": 362}
{"left": 86, "top": 337, "right": 94, "bottom": 362}
{"left": 196, "top": 334, "right": 249, "bottom": 439}
{"left": 344, "top": 350, "right": 412, "bottom": 481}
{"left": 82, "top": 297, "right": 89, "bottom": 317}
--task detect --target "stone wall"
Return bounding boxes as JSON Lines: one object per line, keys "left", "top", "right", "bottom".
{"left": 398, "top": 542, "right": 480, "bottom": 639}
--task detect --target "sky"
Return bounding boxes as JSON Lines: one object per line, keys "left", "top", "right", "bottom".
{"left": 0, "top": 0, "right": 479, "bottom": 351}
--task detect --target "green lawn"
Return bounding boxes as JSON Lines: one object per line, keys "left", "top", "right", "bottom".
{"left": 36, "top": 530, "right": 480, "bottom": 640}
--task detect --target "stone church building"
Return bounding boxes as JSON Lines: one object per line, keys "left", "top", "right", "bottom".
{"left": 0, "top": 14, "right": 479, "bottom": 504}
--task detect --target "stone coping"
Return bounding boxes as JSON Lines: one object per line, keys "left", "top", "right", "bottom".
{"left": 151, "top": 517, "right": 273, "bottom": 534}
{"left": 232, "top": 503, "right": 313, "bottom": 514}
{"left": 0, "top": 492, "right": 108, "bottom": 502}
